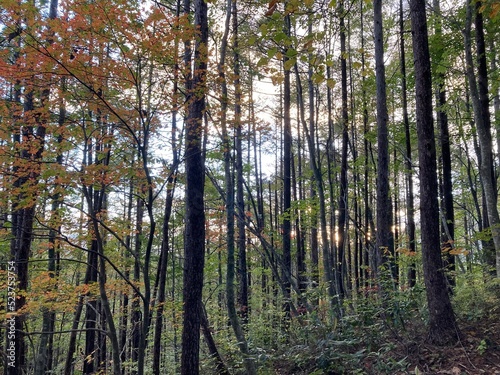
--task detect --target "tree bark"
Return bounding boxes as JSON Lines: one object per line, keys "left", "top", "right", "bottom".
{"left": 374, "top": 0, "right": 393, "bottom": 278}
{"left": 464, "top": 0, "right": 500, "bottom": 277}
{"left": 234, "top": 0, "right": 249, "bottom": 324}
{"left": 410, "top": 0, "right": 460, "bottom": 345}
{"left": 400, "top": 0, "right": 417, "bottom": 288}
{"left": 337, "top": 0, "right": 349, "bottom": 300}
{"left": 180, "top": 0, "right": 208, "bottom": 371}
{"left": 432, "top": 0, "right": 455, "bottom": 287}
{"left": 282, "top": 13, "right": 293, "bottom": 318}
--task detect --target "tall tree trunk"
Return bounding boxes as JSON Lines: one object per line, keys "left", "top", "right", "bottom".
{"left": 34, "top": 3, "right": 62, "bottom": 373}
{"left": 294, "top": 61, "right": 335, "bottom": 301}
{"left": 282, "top": 13, "right": 293, "bottom": 318}
{"left": 410, "top": 0, "right": 460, "bottom": 344}
{"left": 433, "top": 0, "right": 455, "bottom": 287}
{"left": 373, "top": 0, "right": 393, "bottom": 279}
{"left": 180, "top": 0, "right": 208, "bottom": 371}
{"left": 152, "top": 33, "right": 180, "bottom": 375}
{"left": 130, "top": 196, "right": 143, "bottom": 375}
{"left": 233, "top": 0, "right": 249, "bottom": 324}
{"left": 217, "top": 0, "right": 256, "bottom": 372}
{"left": 360, "top": 1, "right": 372, "bottom": 287}
{"left": 400, "top": 0, "right": 417, "bottom": 287}
{"left": 337, "top": 0, "right": 349, "bottom": 299}
{"left": 464, "top": 0, "right": 500, "bottom": 277}
{"left": 119, "top": 170, "right": 134, "bottom": 374}
{"left": 8, "top": 26, "right": 48, "bottom": 375}
{"left": 35, "top": 76, "right": 65, "bottom": 375}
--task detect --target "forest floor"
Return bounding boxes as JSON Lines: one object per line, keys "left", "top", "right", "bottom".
{"left": 391, "top": 314, "right": 500, "bottom": 375}
{"left": 271, "top": 310, "right": 500, "bottom": 375}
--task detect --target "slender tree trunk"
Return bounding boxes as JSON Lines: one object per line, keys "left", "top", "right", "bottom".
{"left": 400, "top": 0, "right": 417, "bottom": 287}
{"left": 282, "top": 13, "right": 293, "bottom": 318}
{"left": 464, "top": 0, "right": 500, "bottom": 277}
{"left": 233, "top": 0, "right": 249, "bottom": 323}
{"left": 373, "top": 0, "right": 393, "bottom": 279}
{"left": 410, "top": 0, "right": 460, "bottom": 344}
{"left": 181, "top": 0, "right": 208, "bottom": 371}
{"left": 360, "top": 1, "right": 372, "bottom": 287}
{"left": 294, "top": 61, "right": 335, "bottom": 301}
{"left": 432, "top": 0, "right": 455, "bottom": 286}
{"left": 35, "top": 76, "right": 65, "bottom": 375}
{"left": 8, "top": 30, "right": 48, "bottom": 375}
{"left": 337, "top": 0, "right": 349, "bottom": 299}
{"left": 200, "top": 309, "right": 230, "bottom": 375}
{"left": 130, "top": 195, "right": 143, "bottom": 375}
{"left": 34, "top": 3, "right": 61, "bottom": 372}
{"left": 217, "top": 0, "right": 256, "bottom": 372}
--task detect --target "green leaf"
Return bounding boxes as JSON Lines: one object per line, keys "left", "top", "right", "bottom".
{"left": 285, "top": 48, "right": 297, "bottom": 58}
{"left": 312, "top": 72, "right": 324, "bottom": 84}
{"left": 267, "top": 47, "right": 278, "bottom": 58}
{"left": 257, "top": 57, "right": 269, "bottom": 67}
{"left": 284, "top": 57, "right": 296, "bottom": 71}
{"left": 259, "top": 23, "right": 268, "bottom": 37}
{"left": 274, "top": 31, "right": 287, "bottom": 43}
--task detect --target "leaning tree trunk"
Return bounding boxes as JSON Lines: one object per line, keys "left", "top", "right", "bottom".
{"left": 409, "top": 0, "right": 460, "bottom": 345}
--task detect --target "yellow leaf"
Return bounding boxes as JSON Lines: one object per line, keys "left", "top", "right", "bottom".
{"left": 491, "top": 3, "right": 500, "bottom": 18}
{"left": 312, "top": 72, "right": 324, "bottom": 84}
{"left": 449, "top": 248, "right": 470, "bottom": 256}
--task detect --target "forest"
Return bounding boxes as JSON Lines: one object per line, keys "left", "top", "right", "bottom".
{"left": 0, "top": 0, "right": 499, "bottom": 373}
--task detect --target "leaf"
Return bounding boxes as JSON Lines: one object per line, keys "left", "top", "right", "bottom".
{"left": 449, "top": 248, "right": 470, "bottom": 256}
{"left": 259, "top": 23, "right": 268, "bottom": 37}
{"left": 303, "top": 39, "right": 313, "bottom": 51}
{"left": 267, "top": 47, "right": 278, "bottom": 58}
{"left": 265, "top": 0, "right": 279, "bottom": 16}
{"left": 257, "top": 57, "right": 269, "bottom": 67}
{"left": 270, "top": 73, "right": 284, "bottom": 85}
{"left": 312, "top": 72, "right": 324, "bottom": 84}
{"left": 285, "top": 48, "right": 297, "bottom": 58}
{"left": 283, "top": 57, "right": 296, "bottom": 71}
{"left": 274, "top": 31, "right": 288, "bottom": 43}
{"left": 490, "top": 3, "right": 500, "bottom": 19}
{"left": 326, "top": 78, "right": 336, "bottom": 88}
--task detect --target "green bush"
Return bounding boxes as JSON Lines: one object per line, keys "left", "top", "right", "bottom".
{"left": 453, "top": 274, "right": 500, "bottom": 321}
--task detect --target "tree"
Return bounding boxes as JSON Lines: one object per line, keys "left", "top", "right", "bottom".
{"left": 464, "top": 0, "right": 500, "bottom": 277}
{"left": 409, "top": 0, "right": 460, "bottom": 345}
{"left": 373, "top": 0, "right": 393, "bottom": 278}
{"left": 432, "top": 0, "right": 455, "bottom": 286}
{"left": 180, "top": 0, "right": 208, "bottom": 372}
{"left": 399, "top": 0, "right": 417, "bottom": 288}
